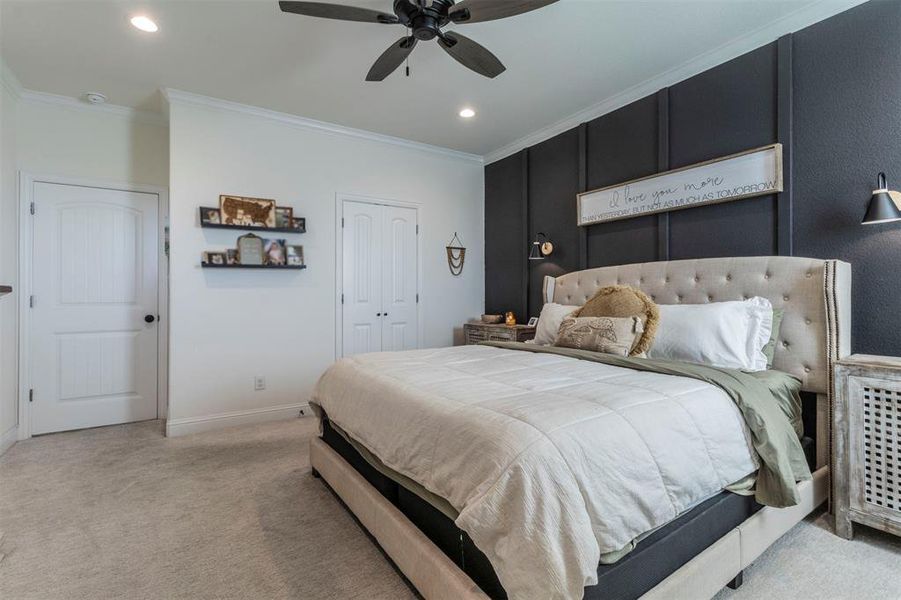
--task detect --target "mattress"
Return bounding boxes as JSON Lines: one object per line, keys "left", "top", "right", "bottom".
{"left": 321, "top": 416, "right": 816, "bottom": 599}
{"left": 311, "top": 344, "right": 809, "bottom": 599}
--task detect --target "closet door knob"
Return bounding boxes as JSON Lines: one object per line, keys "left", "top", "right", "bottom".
{"left": 376, "top": 312, "right": 382, "bottom": 317}
{"left": 144, "top": 314, "right": 156, "bottom": 323}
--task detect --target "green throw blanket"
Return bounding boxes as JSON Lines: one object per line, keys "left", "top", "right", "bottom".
{"left": 483, "top": 341, "right": 812, "bottom": 508}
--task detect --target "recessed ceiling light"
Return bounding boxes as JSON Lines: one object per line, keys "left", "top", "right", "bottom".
{"left": 459, "top": 108, "right": 476, "bottom": 119}
{"left": 130, "top": 15, "right": 158, "bottom": 33}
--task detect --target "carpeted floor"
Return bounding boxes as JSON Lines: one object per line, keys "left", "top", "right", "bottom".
{"left": 1, "top": 419, "right": 899, "bottom": 600}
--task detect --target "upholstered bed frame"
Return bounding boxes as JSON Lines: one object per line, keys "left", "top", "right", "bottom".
{"left": 310, "top": 256, "right": 851, "bottom": 600}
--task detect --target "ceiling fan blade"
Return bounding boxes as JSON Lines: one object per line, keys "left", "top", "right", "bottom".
{"left": 366, "top": 36, "right": 417, "bottom": 81}
{"left": 449, "top": 0, "right": 558, "bottom": 24}
{"left": 438, "top": 32, "right": 505, "bottom": 78}
{"left": 279, "top": 1, "right": 399, "bottom": 24}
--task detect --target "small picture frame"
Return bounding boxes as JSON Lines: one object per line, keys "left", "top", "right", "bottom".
{"left": 527, "top": 317, "right": 539, "bottom": 327}
{"left": 207, "top": 251, "right": 226, "bottom": 266}
{"left": 274, "top": 207, "right": 293, "bottom": 229}
{"left": 286, "top": 245, "right": 304, "bottom": 266}
{"left": 226, "top": 249, "right": 239, "bottom": 265}
{"left": 291, "top": 217, "right": 306, "bottom": 233}
{"left": 264, "top": 238, "right": 287, "bottom": 266}
{"left": 200, "top": 206, "right": 221, "bottom": 225}
{"left": 237, "top": 233, "right": 265, "bottom": 265}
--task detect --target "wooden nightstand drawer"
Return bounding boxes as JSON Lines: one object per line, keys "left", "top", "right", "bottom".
{"left": 463, "top": 323, "right": 536, "bottom": 345}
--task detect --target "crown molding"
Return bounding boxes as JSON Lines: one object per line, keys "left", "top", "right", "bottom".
{"left": 1, "top": 60, "right": 24, "bottom": 100}
{"left": 483, "top": 0, "right": 867, "bottom": 164}
{"left": 16, "top": 89, "right": 167, "bottom": 126}
{"left": 162, "top": 88, "right": 483, "bottom": 164}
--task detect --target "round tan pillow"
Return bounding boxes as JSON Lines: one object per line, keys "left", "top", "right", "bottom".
{"left": 575, "top": 285, "right": 659, "bottom": 355}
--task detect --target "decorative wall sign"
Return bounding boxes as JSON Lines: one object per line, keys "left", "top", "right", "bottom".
{"left": 577, "top": 144, "right": 783, "bottom": 226}
{"left": 446, "top": 232, "right": 466, "bottom": 276}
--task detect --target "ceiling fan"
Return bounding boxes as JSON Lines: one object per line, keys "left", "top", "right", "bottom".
{"left": 278, "top": 0, "right": 559, "bottom": 81}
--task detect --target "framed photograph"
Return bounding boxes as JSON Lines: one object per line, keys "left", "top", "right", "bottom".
{"left": 219, "top": 195, "right": 276, "bottom": 228}
{"left": 527, "top": 317, "right": 539, "bottom": 327}
{"left": 207, "top": 251, "right": 226, "bottom": 266}
{"left": 237, "top": 233, "right": 264, "bottom": 265}
{"left": 286, "top": 245, "right": 304, "bottom": 266}
{"left": 226, "top": 249, "right": 239, "bottom": 265}
{"left": 200, "top": 206, "right": 221, "bottom": 225}
{"left": 264, "top": 238, "right": 286, "bottom": 266}
{"left": 274, "top": 206, "right": 293, "bottom": 229}
{"left": 291, "top": 217, "right": 306, "bottom": 233}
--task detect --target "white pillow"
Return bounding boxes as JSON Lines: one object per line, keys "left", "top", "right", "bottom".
{"left": 533, "top": 303, "right": 581, "bottom": 345}
{"left": 647, "top": 297, "right": 773, "bottom": 371}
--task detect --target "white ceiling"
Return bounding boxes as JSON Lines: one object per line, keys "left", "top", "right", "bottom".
{"left": 0, "top": 0, "right": 863, "bottom": 158}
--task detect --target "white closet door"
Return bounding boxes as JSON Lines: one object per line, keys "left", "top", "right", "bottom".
{"left": 31, "top": 182, "right": 159, "bottom": 434}
{"left": 342, "top": 200, "right": 383, "bottom": 356}
{"left": 381, "top": 205, "right": 418, "bottom": 351}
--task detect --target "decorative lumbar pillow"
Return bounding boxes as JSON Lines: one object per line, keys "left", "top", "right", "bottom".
{"left": 575, "top": 285, "right": 659, "bottom": 356}
{"left": 533, "top": 302, "right": 581, "bottom": 345}
{"left": 554, "top": 315, "right": 644, "bottom": 357}
{"left": 647, "top": 297, "right": 774, "bottom": 371}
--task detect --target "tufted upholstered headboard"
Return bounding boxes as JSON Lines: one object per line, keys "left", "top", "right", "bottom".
{"left": 543, "top": 256, "right": 851, "bottom": 396}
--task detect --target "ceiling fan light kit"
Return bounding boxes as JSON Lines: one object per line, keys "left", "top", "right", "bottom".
{"left": 279, "top": 0, "right": 558, "bottom": 81}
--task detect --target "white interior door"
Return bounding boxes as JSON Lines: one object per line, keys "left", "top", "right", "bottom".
{"left": 341, "top": 199, "right": 418, "bottom": 357}
{"left": 342, "top": 200, "right": 383, "bottom": 356}
{"left": 381, "top": 205, "right": 418, "bottom": 351}
{"left": 31, "top": 182, "right": 159, "bottom": 434}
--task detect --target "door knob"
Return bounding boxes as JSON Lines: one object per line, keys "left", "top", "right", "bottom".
{"left": 144, "top": 314, "right": 156, "bottom": 323}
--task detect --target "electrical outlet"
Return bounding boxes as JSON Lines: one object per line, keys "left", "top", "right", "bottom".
{"left": 254, "top": 376, "right": 266, "bottom": 391}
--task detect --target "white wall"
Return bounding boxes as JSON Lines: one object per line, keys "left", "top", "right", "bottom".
{"left": 1, "top": 82, "right": 168, "bottom": 448}
{"left": 0, "top": 68, "right": 19, "bottom": 451}
{"left": 166, "top": 96, "right": 484, "bottom": 432}
{"left": 16, "top": 101, "right": 168, "bottom": 186}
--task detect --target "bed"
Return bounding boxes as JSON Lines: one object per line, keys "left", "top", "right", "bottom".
{"left": 310, "top": 256, "right": 851, "bottom": 600}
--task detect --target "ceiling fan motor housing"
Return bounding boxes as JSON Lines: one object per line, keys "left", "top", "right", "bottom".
{"left": 395, "top": 0, "right": 460, "bottom": 40}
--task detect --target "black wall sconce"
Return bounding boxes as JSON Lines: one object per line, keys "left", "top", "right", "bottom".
{"left": 862, "top": 172, "right": 901, "bottom": 225}
{"left": 528, "top": 232, "right": 554, "bottom": 260}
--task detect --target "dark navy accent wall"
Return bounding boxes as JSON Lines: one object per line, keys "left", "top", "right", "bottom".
{"left": 793, "top": 0, "right": 901, "bottom": 356}
{"left": 483, "top": 0, "right": 901, "bottom": 356}
{"left": 667, "top": 42, "right": 779, "bottom": 260}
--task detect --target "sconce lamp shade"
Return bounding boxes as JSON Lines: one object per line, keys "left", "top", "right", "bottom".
{"left": 528, "top": 232, "right": 553, "bottom": 260}
{"left": 862, "top": 172, "right": 901, "bottom": 225}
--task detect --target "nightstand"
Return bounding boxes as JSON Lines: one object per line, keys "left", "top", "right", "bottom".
{"left": 463, "top": 323, "right": 536, "bottom": 345}
{"left": 833, "top": 354, "right": 901, "bottom": 539}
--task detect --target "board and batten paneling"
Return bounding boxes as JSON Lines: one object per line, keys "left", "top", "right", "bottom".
{"left": 483, "top": 1, "right": 901, "bottom": 356}
{"left": 585, "top": 94, "right": 660, "bottom": 268}
{"left": 667, "top": 41, "right": 779, "bottom": 260}
{"left": 485, "top": 152, "right": 526, "bottom": 317}
{"left": 527, "top": 128, "right": 580, "bottom": 318}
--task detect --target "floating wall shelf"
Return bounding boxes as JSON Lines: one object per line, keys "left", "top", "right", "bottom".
{"left": 200, "top": 221, "right": 305, "bottom": 234}
{"left": 201, "top": 264, "right": 307, "bottom": 270}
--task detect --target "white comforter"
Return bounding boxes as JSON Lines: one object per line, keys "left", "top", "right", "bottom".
{"left": 312, "top": 344, "right": 759, "bottom": 600}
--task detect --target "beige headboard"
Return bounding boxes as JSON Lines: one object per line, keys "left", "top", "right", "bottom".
{"left": 543, "top": 256, "right": 851, "bottom": 395}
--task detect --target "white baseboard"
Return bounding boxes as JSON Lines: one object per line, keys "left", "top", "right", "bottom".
{"left": 165, "top": 402, "right": 311, "bottom": 437}
{"left": 1, "top": 425, "right": 18, "bottom": 456}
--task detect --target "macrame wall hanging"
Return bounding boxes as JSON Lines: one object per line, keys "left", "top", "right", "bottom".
{"left": 446, "top": 233, "right": 466, "bottom": 276}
